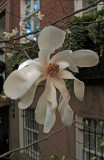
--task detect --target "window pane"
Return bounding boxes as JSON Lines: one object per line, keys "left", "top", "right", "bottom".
{"left": 83, "top": 118, "right": 104, "bottom": 159}
{"left": 23, "top": 109, "right": 39, "bottom": 159}
{"left": 26, "top": 0, "right": 31, "bottom": 16}
{"left": 34, "top": 17, "right": 40, "bottom": 30}
{"left": 34, "top": 0, "right": 40, "bottom": 11}
{"left": 84, "top": 133, "right": 89, "bottom": 148}
{"left": 83, "top": 0, "right": 96, "bottom": 8}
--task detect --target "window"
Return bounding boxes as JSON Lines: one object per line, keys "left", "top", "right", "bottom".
{"left": 20, "top": 0, "right": 40, "bottom": 41}
{"left": 19, "top": 108, "right": 39, "bottom": 160}
{"left": 25, "top": 0, "right": 40, "bottom": 40}
{"left": 76, "top": 116, "right": 104, "bottom": 160}
{"left": 83, "top": 118, "right": 104, "bottom": 160}
{"left": 74, "top": 0, "right": 104, "bottom": 16}
{"left": 83, "top": 0, "right": 97, "bottom": 14}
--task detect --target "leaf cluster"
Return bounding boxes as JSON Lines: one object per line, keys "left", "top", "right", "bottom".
{"left": 50, "top": 155, "right": 66, "bottom": 160}
{"left": 62, "top": 7, "right": 104, "bottom": 54}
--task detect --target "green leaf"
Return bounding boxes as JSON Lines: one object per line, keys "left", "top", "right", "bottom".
{"left": 90, "top": 156, "right": 97, "bottom": 160}
{"left": 99, "top": 136, "right": 104, "bottom": 147}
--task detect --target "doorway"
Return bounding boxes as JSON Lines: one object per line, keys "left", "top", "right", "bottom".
{"left": 0, "top": 106, "right": 9, "bottom": 156}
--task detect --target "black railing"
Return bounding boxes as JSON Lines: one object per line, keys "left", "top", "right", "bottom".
{"left": 83, "top": 118, "right": 104, "bottom": 160}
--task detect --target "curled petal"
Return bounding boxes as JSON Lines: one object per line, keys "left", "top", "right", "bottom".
{"left": 57, "top": 70, "right": 85, "bottom": 101}
{"left": 4, "top": 65, "right": 41, "bottom": 99}
{"left": 51, "top": 50, "right": 77, "bottom": 72}
{"left": 58, "top": 62, "right": 69, "bottom": 70}
{"left": 35, "top": 76, "right": 57, "bottom": 133}
{"left": 74, "top": 78, "right": 85, "bottom": 101}
{"left": 51, "top": 50, "right": 72, "bottom": 65}
{"left": 18, "top": 76, "right": 46, "bottom": 109}
{"left": 58, "top": 97, "right": 73, "bottom": 126}
{"left": 69, "top": 65, "right": 79, "bottom": 73}
{"left": 43, "top": 102, "right": 56, "bottom": 133}
{"left": 53, "top": 77, "right": 70, "bottom": 102}
{"left": 72, "top": 50, "right": 99, "bottom": 67}
{"left": 51, "top": 49, "right": 99, "bottom": 72}
{"left": 38, "top": 26, "right": 65, "bottom": 52}
{"left": 35, "top": 90, "right": 47, "bottom": 124}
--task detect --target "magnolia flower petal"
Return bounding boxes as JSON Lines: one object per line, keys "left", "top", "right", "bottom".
{"left": 69, "top": 65, "right": 79, "bottom": 73}
{"left": 18, "top": 83, "right": 36, "bottom": 109}
{"left": 71, "top": 50, "right": 99, "bottom": 67}
{"left": 38, "top": 26, "right": 65, "bottom": 54}
{"left": 38, "top": 50, "right": 50, "bottom": 66}
{"left": 57, "top": 70, "right": 85, "bottom": 101}
{"left": 43, "top": 102, "right": 53, "bottom": 133}
{"left": 4, "top": 65, "right": 41, "bottom": 99}
{"left": 51, "top": 50, "right": 77, "bottom": 71}
{"left": 74, "top": 78, "right": 85, "bottom": 101}
{"left": 58, "top": 62, "right": 69, "bottom": 70}
{"left": 53, "top": 77, "right": 70, "bottom": 102}
{"left": 51, "top": 50, "right": 72, "bottom": 65}
{"left": 51, "top": 49, "right": 99, "bottom": 72}
{"left": 35, "top": 90, "right": 47, "bottom": 124}
{"left": 58, "top": 97, "right": 73, "bottom": 126}
{"left": 43, "top": 76, "right": 57, "bottom": 133}
{"left": 35, "top": 76, "right": 57, "bottom": 133}
{"left": 18, "top": 76, "right": 46, "bottom": 109}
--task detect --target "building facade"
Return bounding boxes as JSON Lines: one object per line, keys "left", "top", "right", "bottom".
{"left": 0, "top": 0, "right": 104, "bottom": 160}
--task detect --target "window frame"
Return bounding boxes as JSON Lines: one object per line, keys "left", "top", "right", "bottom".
{"left": 20, "top": 0, "right": 40, "bottom": 40}
{"left": 19, "top": 108, "right": 39, "bottom": 160}
{"left": 76, "top": 115, "right": 104, "bottom": 160}
{"left": 74, "top": 0, "right": 104, "bottom": 16}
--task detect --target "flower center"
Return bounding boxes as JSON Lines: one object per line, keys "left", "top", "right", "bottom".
{"left": 47, "top": 63, "right": 59, "bottom": 76}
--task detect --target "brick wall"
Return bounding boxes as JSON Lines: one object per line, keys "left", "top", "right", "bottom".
{"left": 6, "top": 0, "right": 20, "bottom": 32}
{"left": 40, "top": 0, "right": 74, "bottom": 28}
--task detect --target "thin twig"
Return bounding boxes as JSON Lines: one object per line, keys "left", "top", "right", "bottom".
{"left": 0, "top": 127, "right": 65, "bottom": 159}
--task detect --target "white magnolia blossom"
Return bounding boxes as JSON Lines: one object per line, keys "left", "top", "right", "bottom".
{"left": 4, "top": 32, "right": 13, "bottom": 39}
{"left": 4, "top": 26, "right": 99, "bottom": 133}
{"left": 36, "top": 11, "right": 44, "bottom": 21}
{"left": 19, "top": 21, "right": 26, "bottom": 33}
{"left": 63, "top": 29, "right": 71, "bottom": 35}
{"left": 6, "top": 53, "right": 13, "bottom": 59}
{"left": 12, "top": 27, "right": 18, "bottom": 36}
{"left": 4, "top": 27, "right": 18, "bottom": 39}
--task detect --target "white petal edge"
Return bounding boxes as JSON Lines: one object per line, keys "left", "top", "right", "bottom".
{"left": 53, "top": 77, "right": 70, "bottom": 102}
{"left": 38, "top": 26, "right": 65, "bottom": 52}
{"left": 18, "top": 59, "right": 33, "bottom": 70}
{"left": 35, "top": 90, "right": 47, "bottom": 125}
{"left": 58, "top": 96, "right": 73, "bottom": 126}
{"left": 57, "top": 70, "right": 85, "bottom": 101}
{"left": 43, "top": 102, "right": 53, "bottom": 133}
{"left": 35, "top": 76, "right": 57, "bottom": 133}
{"left": 4, "top": 65, "right": 41, "bottom": 99}
{"left": 18, "top": 76, "right": 46, "bottom": 109}
{"left": 57, "top": 61, "right": 69, "bottom": 70}
{"left": 71, "top": 50, "right": 99, "bottom": 67}
{"left": 51, "top": 50, "right": 72, "bottom": 65}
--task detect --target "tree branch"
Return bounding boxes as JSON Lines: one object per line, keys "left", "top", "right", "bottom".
{"left": 0, "top": 127, "right": 65, "bottom": 159}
